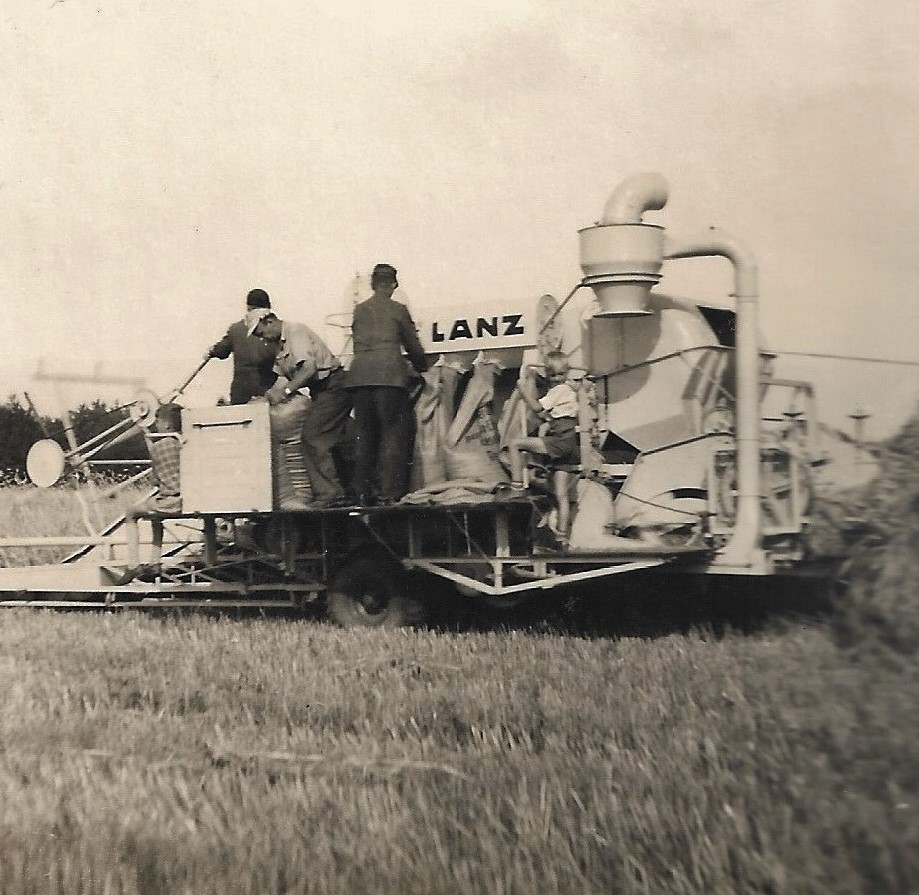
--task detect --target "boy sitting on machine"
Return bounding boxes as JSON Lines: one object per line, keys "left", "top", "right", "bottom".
{"left": 506, "top": 351, "right": 580, "bottom": 544}
{"left": 121, "top": 402, "right": 184, "bottom": 581}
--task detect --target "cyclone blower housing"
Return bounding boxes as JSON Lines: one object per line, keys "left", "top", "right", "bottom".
{"left": 579, "top": 172, "right": 669, "bottom": 317}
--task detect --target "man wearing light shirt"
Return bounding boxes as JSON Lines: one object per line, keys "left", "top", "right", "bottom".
{"left": 246, "top": 308, "right": 352, "bottom": 508}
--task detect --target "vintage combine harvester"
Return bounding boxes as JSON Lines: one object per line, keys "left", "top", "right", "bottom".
{"left": 0, "top": 174, "right": 829, "bottom": 625}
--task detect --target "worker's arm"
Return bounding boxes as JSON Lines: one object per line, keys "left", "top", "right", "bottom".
{"left": 515, "top": 367, "right": 548, "bottom": 418}
{"left": 264, "top": 361, "right": 313, "bottom": 406}
{"left": 207, "top": 330, "right": 233, "bottom": 361}
{"left": 398, "top": 305, "right": 430, "bottom": 374}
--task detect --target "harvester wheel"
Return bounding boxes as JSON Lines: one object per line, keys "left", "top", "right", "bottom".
{"left": 326, "top": 549, "right": 427, "bottom": 628}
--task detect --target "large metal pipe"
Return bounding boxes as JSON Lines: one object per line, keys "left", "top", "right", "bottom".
{"left": 581, "top": 173, "right": 671, "bottom": 317}
{"left": 664, "top": 229, "right": 762, "bottom": 566}
{"left": 600, "top": 172, "right": 670, "bottom": 225}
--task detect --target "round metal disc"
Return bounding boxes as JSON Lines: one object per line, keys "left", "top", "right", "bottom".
{"left": 128, "top": 388, "right": 162, "bottom": 429}
{"left": 26, "top": 439, "right": 67, "bottom": 488}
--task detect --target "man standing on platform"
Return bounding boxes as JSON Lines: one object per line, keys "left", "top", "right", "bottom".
{"left": 345, "top": 263, "right": 429, "bottom": 505}
{"left": 207, "top": 288, "right": 278, "bottom": 404}
{"left": 246, "top": 308, "right": 352, "bottom": 508}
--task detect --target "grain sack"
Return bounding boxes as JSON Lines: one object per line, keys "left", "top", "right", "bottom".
{"left": 410, "top": 368, "right": 448, "bottom": 490}
{"left": 444, "top": 362, "right": 509, "bottom": 483}
{"left": 497, "top": 368, "right": 540, "bottom": 448}
{"left": 439, "top": 365, "right": 461, "bottom": 433}
{"left": 269, "top": 396, "right": 313, "bottom": 509}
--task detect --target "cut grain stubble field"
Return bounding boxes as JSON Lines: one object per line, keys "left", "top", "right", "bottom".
{"left": 0, "top": 608, "right": 917, "bottom": 895}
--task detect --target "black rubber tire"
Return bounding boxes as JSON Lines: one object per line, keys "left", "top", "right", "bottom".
{"left": 326, "top": 549, "right": 427, "bottom": 628}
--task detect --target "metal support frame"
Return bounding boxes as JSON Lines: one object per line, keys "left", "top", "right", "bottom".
{"left": 202, "top": 518, "right": 218, "bottom": 567}
{"left": 410, "top": 556, "right": 668, "bottom": 596}
{"left": 0, "top": 490, "right": 809, "bottom": 609}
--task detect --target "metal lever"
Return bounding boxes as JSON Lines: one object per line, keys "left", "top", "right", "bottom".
{"left": 191, "top": 419, "right": 254, "bottom": 429}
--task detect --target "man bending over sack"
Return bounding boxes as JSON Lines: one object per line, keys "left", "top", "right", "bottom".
{"left": 246, "top": 307, "right": 352, "bottom": 509}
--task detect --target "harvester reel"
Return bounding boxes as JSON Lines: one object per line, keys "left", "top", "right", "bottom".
{"left": 128, "top": 388, "right": 162, "bottom": 429}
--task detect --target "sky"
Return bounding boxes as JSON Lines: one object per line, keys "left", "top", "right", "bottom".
{"left": 2, "top": 0, "right": 918, "bottom": 444}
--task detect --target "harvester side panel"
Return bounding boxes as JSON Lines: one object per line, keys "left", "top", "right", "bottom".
{"left": 180, "top": 404, "right": 273, "bottom": 513}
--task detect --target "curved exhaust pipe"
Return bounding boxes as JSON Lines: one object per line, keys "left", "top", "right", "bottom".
{"left": 600, "top": 172, "right": 669, "bottom": 225}
{"left": 580, "top": 173, "right": 670, "bottom": 317}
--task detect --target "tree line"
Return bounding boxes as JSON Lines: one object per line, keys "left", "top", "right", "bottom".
{"left": 0, "top": 395, "right": 147, "bottom": 479}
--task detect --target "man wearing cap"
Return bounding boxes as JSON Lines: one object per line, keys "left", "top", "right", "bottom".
{"left": 207, "top": 288, "right": 278, "bottom": 405}
{"left": 345, "top": 263, "right": 429, "bottom": 505}
{"left": 247, "top": 307, "right": 352, "bottom": 508}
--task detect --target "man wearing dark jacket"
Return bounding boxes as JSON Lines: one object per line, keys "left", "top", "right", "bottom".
{"left": 208, "top": 288, "right": 278, "bottom": 404}
{"left": 345, "top": 263, "right": 429, "bottom": 504}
